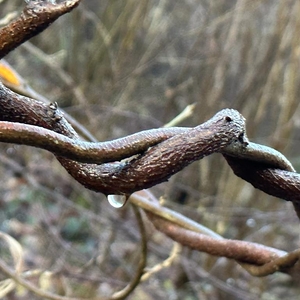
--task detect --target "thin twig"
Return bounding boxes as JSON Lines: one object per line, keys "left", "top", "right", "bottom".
{"left": 141, "top": 242, "right": 182, "bottom": 282}
{"left": 110, "top": 205, "right": 147, "bottom": 299}
{"left": 0, "top": 259, "right": 86, "bottom": 300}
{"left": 163, "top": 103, "right": 196, "bottom": 128}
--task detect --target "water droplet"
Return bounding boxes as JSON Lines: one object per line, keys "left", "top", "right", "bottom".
{"left": 107, "top": 195, "right": 127, "bottom": 208}
{"left": 246, "top": 218, "right": 256, "bottom": 228}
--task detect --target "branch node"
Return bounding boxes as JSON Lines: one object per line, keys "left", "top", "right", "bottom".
{"left": 48, "top": 102, "right": 62, "bottom": 121}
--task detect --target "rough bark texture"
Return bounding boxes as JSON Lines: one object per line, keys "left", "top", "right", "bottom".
{"left": 0, "top": 82, "right": 298, "bottom": 204}
{"left": 0, "top": 81, "right": 246, "bottom": 195}
{"left": 0, "top": 0, "right": 80, "bottom": 59}
{"left": 224, "top": 155, "right": 300, "bottom": 217}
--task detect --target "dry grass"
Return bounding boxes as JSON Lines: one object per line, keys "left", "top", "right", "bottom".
{"left": 0, "top": 0, "right": 300, "bottom": 299}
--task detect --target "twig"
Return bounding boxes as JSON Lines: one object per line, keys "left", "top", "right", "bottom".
{"left": 110, "top": 205, "right": 147, "bottom": 299}
{"left": 0, "top": 0, "right": 81, "bottom": 59}
{"left": 163, "top": 103, "right": 196, "bottom": 128}
{"left": 0, "top": 259, "right": 85, "bottom": 300}
{"left": 141, "top": 242, "right": 182, "bottom": 282}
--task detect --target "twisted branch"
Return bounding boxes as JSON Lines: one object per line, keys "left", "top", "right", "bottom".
{"left": 0, "top": 2, "right": 300, "bottom": 296}
{"left": 0, "top": 82, "right": 296, "bottom": 199}
{"left": 1, "top": 80, "right": 300, "bottom": 275}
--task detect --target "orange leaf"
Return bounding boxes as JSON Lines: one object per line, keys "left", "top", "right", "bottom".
{"left": 0, "top": 60, "right": 21, "bottom": 86}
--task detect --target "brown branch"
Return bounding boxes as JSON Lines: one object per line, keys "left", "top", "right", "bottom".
{"left": 149, "top": 214, "right": 284, "bottom": 264}
{"left": 0, "top": 58, "right": 98, "bottom": 142}
{"left": 0, "top": 63, "right": 299, "bottom": 278}
{"left": 224, "top": 156, "right": 300, "bottom": 217}
{"left": 0, "top": 81, "right": 299, "bottom": 210}
{"left": 146, "top": 211, "right": 300, "bottom": 276}
{"left": 0, "top": 0, "right": 81, "bottom": 59}
{"left": 131, "top": 191, "right": 300, "bottom": 277}
{"left": 1, "top": 0, "right": 299, "bottom": 296}
{"left": 0, "top": 120, "right": 188, "bottom": 164}
{"left": 0, "top": 82, "right": 246, "bottom": 196}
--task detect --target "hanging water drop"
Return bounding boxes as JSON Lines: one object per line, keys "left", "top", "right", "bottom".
{"left": 107, "top": 195, "right": 127, "bottom": 208}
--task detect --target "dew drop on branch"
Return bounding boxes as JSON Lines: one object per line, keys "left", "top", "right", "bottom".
{"left": 107, "top": 195, "right": 127, "bottom": 208}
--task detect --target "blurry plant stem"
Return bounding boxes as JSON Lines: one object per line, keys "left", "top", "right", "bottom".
{"left": 163, "top": 103, "right": 196, "bottom": 128}
{"left": 0, "top": 259, "right": 83, "bottom": 300}
{"left": 131, "top": 191, "right": 222, "bottom": 239}
{"left": 110, "top": 205, "right": 147, "bottom": 299}
{"left": 141, "top": 242, "right": 182, "bottom": 282}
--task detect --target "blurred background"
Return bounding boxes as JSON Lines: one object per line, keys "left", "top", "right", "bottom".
{"left": 0, "top": 0, "right": 300, "bottom": 299}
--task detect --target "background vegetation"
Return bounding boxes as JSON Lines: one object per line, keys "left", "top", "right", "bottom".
{"left": 0, "top": 0, "right": 300, "bottom": 299}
